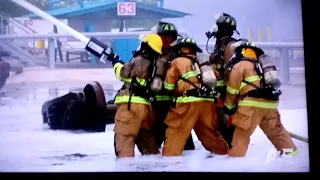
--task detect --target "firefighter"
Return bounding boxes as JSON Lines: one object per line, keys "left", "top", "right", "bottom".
{"left": 223, "top": 41, "right": 297, "bottom": 157}
{"left": 136, "top": 22, "right": 195, "bottom": 154}
{"left": 103, "top": 34, "right": 164, "bottom": 158}
{"left": 205, "top": 13, "right": 242, "bottom": 147}
{"left": 161, "top": 37, "right": 229, "bottom": 156}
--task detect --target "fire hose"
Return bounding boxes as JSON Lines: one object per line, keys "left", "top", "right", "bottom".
{"left": 9, "top": 0, "right": 309, "bottom": 144}
{"left": 288, "top": 132, "right": 308, "bottom": 143}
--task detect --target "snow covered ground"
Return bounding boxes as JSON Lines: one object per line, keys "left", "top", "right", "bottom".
{"left": 0, "top": 82, "right": 309, "bottom": 172}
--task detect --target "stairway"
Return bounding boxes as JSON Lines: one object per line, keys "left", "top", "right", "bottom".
{"left": 0, "top": 11, "right": 37, "bottom": 67}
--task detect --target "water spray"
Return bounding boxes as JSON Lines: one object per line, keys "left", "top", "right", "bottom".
{"left": 10, "top": 0, "right": 113, "bottom": 62}
{"left": 10, "top": 0, "right": 89, "bottom": 43}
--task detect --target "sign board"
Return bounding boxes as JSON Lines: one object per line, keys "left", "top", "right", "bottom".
{"left": 23, "top": 19, "right": 33, "bottom": 26}
{"left": 117, "top": 2, "right": 136, "bottom": 16}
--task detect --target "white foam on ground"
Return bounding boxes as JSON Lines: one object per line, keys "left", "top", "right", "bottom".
{"left": 0, "top": 68, "right": 309, "bottom": 172}
{"left": 0, "top": 98, "right": 309, "bottom": 172}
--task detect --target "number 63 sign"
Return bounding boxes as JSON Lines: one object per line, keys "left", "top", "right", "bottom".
{"left": 117, "top": 2, "right": 136, "bottom": 16}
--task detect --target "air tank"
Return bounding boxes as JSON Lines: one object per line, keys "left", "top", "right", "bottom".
{"left": 150, "top": 56, "right": 170, "bottom": 93}
{"left": 196, "top": 53, "right": 217, "bottom": 90}
{"left": 258, "top": 54, "right": 281, "bottom": 89}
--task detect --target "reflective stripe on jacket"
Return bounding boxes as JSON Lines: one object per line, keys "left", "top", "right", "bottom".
{"left": 224, "top": 60, "right": 278, "bottom": 109}
{"left": 164, "top": 56, "right": 214, "bottom": 103}
{"left": 112, "top": 55, "right": 151, "bottom": 105}
{"left": 114, "top": 95, "right": 150, "bottom": 105}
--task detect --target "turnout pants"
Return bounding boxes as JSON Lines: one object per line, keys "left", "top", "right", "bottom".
{"left": 228, "top": 106, "right": 297, "bottom": 157}
{"left": 113, "top": 103, "right": 159, "bottom": 158}
{"left": 136, "top": 101, "right": 195, "bottom": 154}
{"left": 162, "top": 101, "right": 229, "bottom": 156}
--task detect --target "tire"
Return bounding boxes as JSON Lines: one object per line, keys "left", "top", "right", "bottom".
{"left": 46, "top": 102, "right": 68, "bottom": 129}
{"left": 42, "top": 92, "right": 84, "bottom": 130}
{"left": 61, "top": 99, "right": 86, "bottom": 130}
{"left": 83, "top": 82, "right": 107, "bottom": 132}
{"left": 84, "top": 81, "right": 106, "bottom": 109}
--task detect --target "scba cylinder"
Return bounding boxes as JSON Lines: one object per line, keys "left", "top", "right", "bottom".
{"left": 150, "top": 57, "right": 169, "bottom": 93}
{"left": 196, "top": 54, "right": 217, "bottom": 90}
{"left": 150, "top": 77, "right": 163, "bottom": 93}
{"left": 258, "top": 54, "right": 281, "bottom": 89}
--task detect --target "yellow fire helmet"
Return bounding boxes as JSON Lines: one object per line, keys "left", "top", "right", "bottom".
{"left": 233, "top": 41, "right": 265, "bottom": 59}
{"left": 142, "top": 33, "right": 163, "bottom": 54}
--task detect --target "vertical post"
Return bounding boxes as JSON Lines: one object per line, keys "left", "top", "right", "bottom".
{"left": 159, "top": 0, "right": 164, "bottom": 8}
{"left": 0, "top": 16, "right": 3, "bottom": 34}
{"left": 53, "top": 25, "right": 63, "bottom": 62}
{"left": 248, "top": 28, "right": 252, "bottom": 41}
{"left": 48, "top": 0, "right": 55, "bottom": 10}
{"left": 258, "top": 28, "right": 262, "bottom": 42}
{"left": 7, "top": 18, "right": 10, "bottom": 35}
{"left": 280, "top": 48, "right": 290, "bottom": 82}
{"left": 119, "top": 19, "right": 124, "bottom": 32}
{"left": 267, "top": 26, "right": 274, "bottom": 59}
{"left": 47, "top": 38, "right": 56, "bottom": 68}
{"left": 79, "top": 0, "right": 84, "bottom": 8}
{"left": 84, "top": 20, "right": 96, "bottom": 64}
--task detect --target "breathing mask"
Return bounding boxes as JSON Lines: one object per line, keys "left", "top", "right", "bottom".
{"left": 205, "top": 13, "right": 240, "bottom": 39}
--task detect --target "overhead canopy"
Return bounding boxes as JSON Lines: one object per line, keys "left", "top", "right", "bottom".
{"left": 25, "top": 0, "right": 191, "bottom": 20}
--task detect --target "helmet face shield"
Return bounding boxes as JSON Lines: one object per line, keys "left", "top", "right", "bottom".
{"left": 213, "top": 13, "right": 225, "bottom": 23}
{"left": 170, "top": 38, "right": 181, "bottom": 47}
{"left": 150, "top": 24, "right": 159, "bottom": 34}
{"left": 210, "top": 12, "right": 240, "bottom": 36}
{"left": 230, "top": 41, "right": 244, "bottom": 52}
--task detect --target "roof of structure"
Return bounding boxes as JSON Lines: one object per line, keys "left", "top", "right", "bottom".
{"left": 25, "top": 0, "right": 191, "bottom": 19}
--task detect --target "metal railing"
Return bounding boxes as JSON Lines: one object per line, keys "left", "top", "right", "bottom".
{"left": 0, "top": 11, "right": 38, "bottom": 55}
{"left": 0, "top": 31, "right": 304, "bottom": 82}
